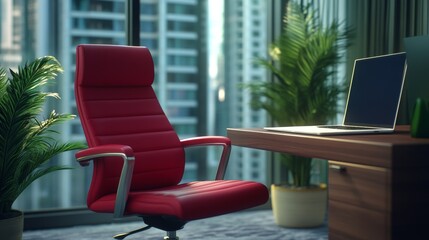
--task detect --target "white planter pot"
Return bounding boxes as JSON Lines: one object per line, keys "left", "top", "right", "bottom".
{"left": 0, "top": 210, "right": 23, "bottom": 240}
{"left": 271, "top": 184, "right": 327, "bottom": 228}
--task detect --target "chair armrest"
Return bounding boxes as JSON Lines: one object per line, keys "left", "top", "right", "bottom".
{"left": 75, "top": 144, "right": 135, "bottom": 219}
{"left": 75, "top": 144, "right": 135, "bottom": 166}
{"left": 181, "top": 136, "right": 231, "bottom": 180}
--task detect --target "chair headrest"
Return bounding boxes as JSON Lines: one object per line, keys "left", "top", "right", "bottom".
{"left": 76, "top": 44, "right": 154, "bottom": 87}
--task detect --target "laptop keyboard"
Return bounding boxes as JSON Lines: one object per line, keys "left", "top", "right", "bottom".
{"left": 317, "top": 125, "right": 375, "bottom": 130}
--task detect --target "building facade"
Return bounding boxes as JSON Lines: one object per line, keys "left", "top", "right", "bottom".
{"left": 222, "top": 0, "right": 268, "bottom": 182}
{"left": 2, "top": 0, "right": 270, "bottom": 211}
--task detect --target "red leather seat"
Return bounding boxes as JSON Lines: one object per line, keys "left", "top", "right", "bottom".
{"left": 74, "top": 44, "right": 269, "bottom": 239}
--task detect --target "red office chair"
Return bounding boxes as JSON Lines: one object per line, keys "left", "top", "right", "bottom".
{"left": 74, "top": 44, "right": 269, "bottom": 239}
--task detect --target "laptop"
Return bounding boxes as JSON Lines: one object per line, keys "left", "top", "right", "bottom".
{"left": 264, "top": 52, "right": 408, "bottom": 135}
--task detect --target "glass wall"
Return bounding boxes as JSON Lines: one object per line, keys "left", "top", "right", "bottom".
{"left": 4, "top": 0, "right": 426, "bottom": 227}
{"left": 1, "top": 0, "right": 270, "bottom": 213}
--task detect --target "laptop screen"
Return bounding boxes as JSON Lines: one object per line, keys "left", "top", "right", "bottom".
{"left": 343, "top": 52, "right": 407, "bottom": 128}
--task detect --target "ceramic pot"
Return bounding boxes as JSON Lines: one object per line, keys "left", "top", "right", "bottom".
{"left": 0, "top": 210, "right": 23, "bottom": 240}
{"left": 271, "top": 184, "right": 327, "bottom": 228}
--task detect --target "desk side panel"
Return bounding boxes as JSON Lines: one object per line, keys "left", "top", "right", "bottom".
{"left": 391, "top": 165, "right": 429, "bottom": 239}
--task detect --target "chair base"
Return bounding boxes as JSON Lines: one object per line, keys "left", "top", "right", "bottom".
{"left": 143, "top": 215, "right": 186, "bottom": 232}
{"left": 113, "top": 215, "right": 186, "bottom": 239}
{"left": 113, "top": 226, "right": 151, "bottom": 239}
{"left": 164, "top": 231, "right": 179, "bottom": 240}
{"left": 113, "top": 226, "right": 180, "bottom": 240}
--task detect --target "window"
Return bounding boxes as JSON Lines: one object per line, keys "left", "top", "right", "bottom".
{"left": 141, "top": 3, "right": 157, "bottom": 14}
{"left": 72, "top": 0, "right": 125, "bottom": 12}
{"left": 167, "top": 55, "right": 196, "bottom": 66}
{"left": 167, "top": 3, "right": 196, "bottom": 15}
{"left": 168, "top": 89, "right": 196, "bottom": 100}
{"left": 167, "top": 72, "right": 197, "bottom": 83}
{"left": 1, "top": 0, "right": 270, "bottom": 218}
{"left": 141, "top": 38, "right": 158, "bottom": 49}
{"left": 167, "top": 106, "right": 197, "bottom": 118}
{"left": 167, "top": 38, "right": 197, "bottom": 49}
{"left": 167, "top": 21, "right": 196, "bottom": 32}
{"left": 2, "top": 0, "right": 128, "bottom": 212}
{"left": 172, "top": 124, "right": 197, "bottom": 135}
{"left": 141, "top": 20, "right": 157, "bottom": 32}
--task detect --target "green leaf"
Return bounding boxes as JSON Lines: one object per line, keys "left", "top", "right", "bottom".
{"left": 242, "top": 1, "right": 351, "bottom": 187}
{"left": 0, "top": 56, "right": 86, "bottom": 215}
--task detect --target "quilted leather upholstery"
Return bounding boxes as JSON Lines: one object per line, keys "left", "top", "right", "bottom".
{"left": 76, "top": 45, "right": 184, "bottom": 206}
{"left": 75, "top": 44, "right": 269, "bottom": 223}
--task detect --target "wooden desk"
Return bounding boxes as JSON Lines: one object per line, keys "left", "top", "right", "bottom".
{"left": 227, "top": 126, "right": 429, "bottom": 240}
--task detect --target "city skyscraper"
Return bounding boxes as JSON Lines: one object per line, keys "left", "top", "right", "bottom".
{"left": 222, "top": 0, "right": 268, "bottom": 182}
{"left": 0, "top": 0, "right": 25, "bottom": 70}
{"left": 4, "top": 0, "right": 269, "bottom": 211}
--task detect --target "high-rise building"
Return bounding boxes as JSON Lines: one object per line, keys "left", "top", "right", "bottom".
{"left": 222, "top": 0, "right": 268, "bottom": 182}
{"left": 6, "top": 0, "right": 269, "bottom": 211}
{"left": 0, "top": 0, "right": 25, "bottom": 70}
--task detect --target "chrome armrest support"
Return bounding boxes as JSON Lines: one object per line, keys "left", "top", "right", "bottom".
{"left": 181, "top": 136, "right": 231, "bottom": 180}
{"left": 75, "top": 144, "right": 135, "bottom": 219}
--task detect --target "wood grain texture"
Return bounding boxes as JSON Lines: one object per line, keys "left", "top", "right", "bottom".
{"left": 227, "top": 126, "right": 429, "bottom": 168}
{"left": 328, "top": 161, "right": 390, "bottom": 240}
{"left": 329, "top": 200, "right": 388, "bottom": 240}
{"left": 227, "top": 126, "right": 429, "bottom": 240}
{"left": 328, "top": 161, "right": 389, "bottom": 212}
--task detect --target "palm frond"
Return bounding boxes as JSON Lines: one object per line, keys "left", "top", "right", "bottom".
{"left": 0, "top": 56, "right": 85, "bottom": 215}
{"left": 246, "top": 1, "right": 349, "bottom": 125}
{"left": 242, "top": 1, "right": 351, "bottom": 187}
{"left": 0, "top": 69, "right": 7, "bottom": 96}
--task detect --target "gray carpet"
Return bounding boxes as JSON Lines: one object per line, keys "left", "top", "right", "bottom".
{"left": 23, "top": 210, "right": 328, "bottom": 240}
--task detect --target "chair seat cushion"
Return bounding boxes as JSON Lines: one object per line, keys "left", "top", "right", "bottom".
{"left": 89, "top": 180, "right": 268, "bottom": 221}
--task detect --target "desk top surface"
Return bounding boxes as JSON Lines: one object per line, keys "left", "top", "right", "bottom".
{"left": 227, "top": 126, "right": 429, "bottom": 168}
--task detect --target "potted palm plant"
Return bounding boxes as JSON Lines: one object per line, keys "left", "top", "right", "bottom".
{"left": 0, "top": 56, "right": 86, "bottom": 239}
{"left": 246, "top": 1, "right": 349, "bottom": 227}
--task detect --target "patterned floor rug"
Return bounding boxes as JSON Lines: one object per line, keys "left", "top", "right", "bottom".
{"left": 23, "top": 210, "right": 328, "bottom": 240}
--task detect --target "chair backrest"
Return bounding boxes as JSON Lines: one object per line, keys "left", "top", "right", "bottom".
{"left": 75, "top": 44, "right": 185, "bottom": 205}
